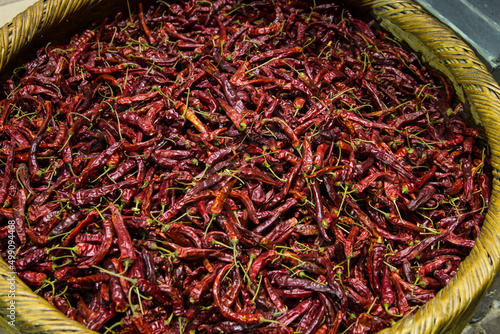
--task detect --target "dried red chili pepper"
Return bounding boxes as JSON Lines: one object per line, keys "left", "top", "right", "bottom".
{"left": 0, "top": 1, "right": 491, "bottom": 333}
{"left": 213, "top": 263, "right": 263, "bottom": 324}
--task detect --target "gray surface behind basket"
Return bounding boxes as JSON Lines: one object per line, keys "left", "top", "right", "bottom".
{"left": 415, "top": 0, "right": 500, "bottom": 84}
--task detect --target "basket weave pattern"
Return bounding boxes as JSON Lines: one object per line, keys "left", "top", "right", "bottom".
{"left": 0, "top": 0, "right": 499, "bottom": 333}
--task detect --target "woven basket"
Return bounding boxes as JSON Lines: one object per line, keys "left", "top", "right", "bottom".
{"left": 0, "top": 0, "right": 499, "bottom": 333}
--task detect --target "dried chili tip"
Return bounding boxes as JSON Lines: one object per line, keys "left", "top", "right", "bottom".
{"left": 175, "top": 100, "right": 208, "bottom": 133}
{"left": 211, "top": 178, "right": 237, "bottom": 216}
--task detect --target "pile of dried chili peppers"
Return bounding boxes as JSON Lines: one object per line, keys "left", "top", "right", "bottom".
{"left": 0, "top": 0, "right": 491, "bottom": 333}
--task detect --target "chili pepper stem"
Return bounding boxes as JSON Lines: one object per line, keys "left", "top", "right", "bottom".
{"left": 383, "top": 303, "right": 403, "bottom": 318}
{"left": 204, "top": 213, "right": 216, "bottom": 237}
{"left": 251, "top": 275, "right": 263, "bottom": 303}
{"left": 103, "top": 319, "right": 124, "bottom": 334}
{"left": 127, "top": 287, "right": 139, "bottom": 317}
{"left": 92, "top": 264, "right": 136, "bottom": 283}
{"left": 259, "top": 317, "right": 285, "bottom": 326}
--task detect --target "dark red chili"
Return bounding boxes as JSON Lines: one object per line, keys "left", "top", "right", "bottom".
{"left": 109, "top": 202, "right": 136, "bottom": 261}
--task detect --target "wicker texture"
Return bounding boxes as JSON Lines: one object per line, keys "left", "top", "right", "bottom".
{"left": 0, "top": 0, "right": 499, "bottom": 333}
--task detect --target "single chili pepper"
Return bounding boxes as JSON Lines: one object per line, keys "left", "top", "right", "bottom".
{"left": 249, "top": 46, "right": 302, "bottom": 63}
{"left": 444, "top": 177, "right": 464, "bottom": 196}
{"left": 217, "top": 97, "right": 248, "bottom": 131}
{"left": 175, "top": 100, "right": 208, "bottom": 133}
{"left": 87, "top": 305, "right": 116, "bottom": 332}
{"left": 141, "top": 249, "right": 157, "bottom": 285}
{"left": 347, "top": 277, "right": 375, "bottom": 304}
{"left": 25, "top": 228, "right": 49, "bottom": 246}
{"left": 263, "top": 275, "right": 287, "bottom": 313}
{"left": 12, "top": 189, "right": 28, "bottom": 245}
{"left": 253, "top": 197, "right": 297, "bottom": 234}
{"left": 35, "top": 101, "right": 53, "bottom": 137}
{"left": 17, "top": 84, "right": 62, "bottom": 99}
{"left": 461, "top": 156, "right": 474, "bottom": 202}
{"left": 249, "top": 21, "right": 282, "bottom": 37}
{"left": 317, "top": 292, "right": 338, "bottom": 331}
{"left": 14, "top": 248, "right": 47, "bottom": 271}
{"left": 0, "top": 99, "right": 11, "bottom": 130}
{"left": 387, "top": 213, "right": 426, "bottom": 234}
{"left": 273, "top": 299, "right": 312, "bottom": 326}
{"left": 230, "top": 189, "right": 259, "bottom": 225}
{"left": 239, "top": 165, "right": 283, "bottom": 188}
{"left": 189, "top": 263, "right": 222, "bottom": 303}
{"left": 261, "top": 117, "right": 300, "bottom": 148}
{"left": 17, "top": 270, "right": 47, "bottom": 286}
{"left": 54, "top": 266, "right": 80, "bottom": 281}
{"left": 282, "top": 251, "right": 326, "bottom": 276}
{"left": 49, "top": 210, "right": 86, "bottom": 237}
{"left": 249, "top": 250, "right": 277, "bottom": 282}
{"left": 68, "top": 273, "right": 110, "bottom": 286}
{"left": 367, "top": 238, "right": 384, "bottom": 294}
{"left": 104, "top": 260, "right": 128, "bottom": 313}
{"left": 356, "top": 141, "right": 415, "bottom": 180}
{"left": 119, "top": 109, "right": 156, "bottom": 136}
{"left": 213, "top": 263, "right": 263, "bottom": 324}
{"left": 206, "top": 147, "right": 233, "bottom": 166}
{"left": 14, "top": 163, "right": 32, "bottom": 195}
{"left": 265, "top": 162, "right": 302, "bottom": 210}
{"left": 407, "top": 184, "right": 436, "bottom": 212}
{"left": 109, "top": 202, "right": 136, "bottom": 260}
{"left": 136, "top": 2, "right": 155, "bottom": 44}
{"left": 190, "top": 89, "right": 218, "bottom": 114}
{"left": 70, "top": 179, "right": 139, "bottom": 206}
{"left": 221, "top": 206, "right": 243, "bottom": 245}
{"left": 78, "top": 220, "right": 114, "bottom": 269}
{"left": 263, "top": 217, "right": 298, "bottom": 245}
{"left": 380, "top": 265, "right": 395, "bottom": 309}
{"left": 75, "top": 140, "right": 124, "bottom": 186}
{"left": 128, "top": 277, "right": 167, "bottom": 306}
{"left": 107, "top": 158, "right": 137, "bottom": 182}
{"left": 175, "top": 247, "right": 233, "bottom": 262}
{"left": 28, "top": 133, "right": 50, "bottom": 182}
{"left": 390, "top": 273, "right": 411, "bottom": 315}
{"left": 211, "top": 177, "right": 236, "bottom": 216}
{"left": 48, "top": 293, "right": 70, "bottom": 314}
{"left": 477, "top": 173, "right": 491, "bottom": 208}
{"left": 311, "top": 179, "right": 331, "bottom": 241}
{"left": 276, "top": 288, "right": 315, "bottom": 299}
{"left": 73, "top": 242, "right": 102, "bottom": 257}
{"left": 344, "top": 197, "right": 380, "bottom": 238}
{"left": 388, "top": 215, "right": 464, "bottom": 265}
{"left": 269, "top": 272, "right": 334, "bottom": 294}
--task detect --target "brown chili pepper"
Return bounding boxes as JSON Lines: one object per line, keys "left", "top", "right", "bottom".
{"left": 109, "top": 202, "right": 136, "bottom": 260}
{"left": 78, "top": 220, "right": 114, "bottom": 269}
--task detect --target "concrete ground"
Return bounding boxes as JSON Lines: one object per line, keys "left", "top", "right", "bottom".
{"left": 462, "top": 271, "right": 500, "bottom": 333}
